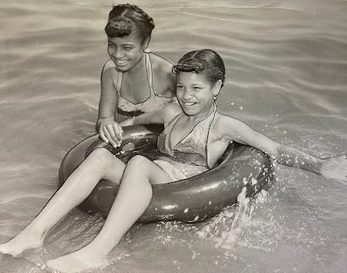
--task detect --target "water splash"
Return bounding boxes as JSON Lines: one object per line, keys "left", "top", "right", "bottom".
{"left": 198, "top": 188, "right": 270, "bottom": 252}
{"left": 216, "top": 187, "right": 253, "bottom": 249}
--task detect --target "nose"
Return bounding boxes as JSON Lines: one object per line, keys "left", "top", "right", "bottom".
{"left": 182, "top": 89, "right": 193, "bottom": 100}
{"left": 109, "top": 47, "right": 124, "bottom": 59}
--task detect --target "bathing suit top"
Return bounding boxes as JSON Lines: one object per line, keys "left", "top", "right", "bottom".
{"left": 157, "top": 105, "right": 217, "bottom": 168}
{"left": 103, "top": 51, "right": 174, "bottom": 117}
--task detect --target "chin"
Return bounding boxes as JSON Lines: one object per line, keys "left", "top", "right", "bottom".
{"left": 182, "top": 107, "right": 199, "bottom": 116}
{"left": 115, "top": 65, "right": 130, "bottom": 72}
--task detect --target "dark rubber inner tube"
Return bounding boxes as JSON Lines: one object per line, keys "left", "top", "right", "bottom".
{"left": 59, "top": 125, "right": 274, "bottom": 223}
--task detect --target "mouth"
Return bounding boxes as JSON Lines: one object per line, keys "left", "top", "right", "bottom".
{"left": 181, "top": 101, "right": 197, "bottom": 107}
{"left": 113, "top": 59, "right": 128, "bottom": 67}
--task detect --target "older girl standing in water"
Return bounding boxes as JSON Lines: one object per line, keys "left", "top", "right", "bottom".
{"left": 98, "top": 4, "right": 176, "bottom": 147}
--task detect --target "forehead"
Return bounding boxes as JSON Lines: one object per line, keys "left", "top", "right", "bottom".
{"left": 108, "top": 27, "right": 142, "bottom": 45}
{"left": 176, "top": 72, "right": 211, "bottom": 85}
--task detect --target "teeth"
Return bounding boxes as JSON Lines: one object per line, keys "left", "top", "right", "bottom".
{"left": 116, "top": 60, "right": 127, "bottom": 65}
{"left": 184, "top": 102, "right": 195, "bottom": 106}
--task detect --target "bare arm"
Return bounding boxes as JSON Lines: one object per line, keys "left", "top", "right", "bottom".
{"left": 120, "top": 103, "right": 182, "bottom": 127}
{"left": 96, "top": 66, "right": 117, "bottom": 131}
{"left": 96, "top": 65, "right": 123, "bottom": 147}
{"left": 151, "top": 52, "right": 176, "bottom": 98}
{"left": 220, "top": 117, "right": 325, "bottom": 174}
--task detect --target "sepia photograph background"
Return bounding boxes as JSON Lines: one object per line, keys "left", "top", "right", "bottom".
{"left": 0, "top": 0, "right": 346, "bottom": 272}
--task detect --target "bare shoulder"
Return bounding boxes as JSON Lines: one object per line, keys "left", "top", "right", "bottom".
{"left": 150, "top": 52, "right": 174, "bottom": 70}
{"left": 161, "top": 103, "right": 182, "bottom": 123}
{"left": 212, "top": 112, "right": 254, "bottom": 144}
{"left": 149, "top": 53, "right": 176, "bottom": 97}
{"left": 101, "top": 60, "right": 118, "bottom": 80}
{"left": 214, "top": 113, "right": 244, "bottom": 131}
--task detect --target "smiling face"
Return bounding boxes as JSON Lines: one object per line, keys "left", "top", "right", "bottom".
{"left": 107, "top": 27, "right": 148, "bottom": 72}
{"left": 176, "top": 72, "right": 221, "bottom": 116}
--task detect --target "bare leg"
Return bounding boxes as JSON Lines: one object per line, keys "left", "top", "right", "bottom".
{"left": 46, "top": 155, "right": 170, "bottom": 273}
{"left": 0, "top": 149, "right": 125, "bottom": 256}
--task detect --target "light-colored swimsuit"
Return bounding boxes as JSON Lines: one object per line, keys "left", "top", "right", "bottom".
{"left": 154, "top": 107, "right": 217, "bottom": 182}
{"left": 102, "top": 51, "right": 174, "bottom": 117}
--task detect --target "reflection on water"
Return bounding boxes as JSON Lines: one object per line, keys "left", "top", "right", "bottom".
{"left": 0, "top": 0, "right": 347, "bottom": 272}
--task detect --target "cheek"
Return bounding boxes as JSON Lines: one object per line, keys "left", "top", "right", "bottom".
{"left": 129, "top": 48, "right": 143, "bottom": 59}
{"left": 200, "top": 91, "right": 214, "bottom": 102}
{"left": 107, "top": 47, "right": 114, "bottom": 55}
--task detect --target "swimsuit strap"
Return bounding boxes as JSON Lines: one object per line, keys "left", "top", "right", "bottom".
{"left": 178, "top": 104, "right": 217, "bottom": 168}
{"left": 158, "top": 104, "right": 217, "bottom": 167}
{"left": 157, "top": 113, "right": 184, "bottom": 157}
{"left": 115, "top": 70, "right": 123, "bottom": 96}
{"left": 144, "top": 52, "right": 155, "bottom": 97}
{"left": 115, "top": 52, "right": 152, "bottom": 97}
{"left": 205, "top": 106, "right": 218, "bottom": 168}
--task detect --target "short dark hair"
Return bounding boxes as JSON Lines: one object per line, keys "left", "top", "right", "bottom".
{"left": 172, "top": 49, "right": 225, "bottom": 87}
{"left": 104, "top": 4, "right": 155, "bottom": 43}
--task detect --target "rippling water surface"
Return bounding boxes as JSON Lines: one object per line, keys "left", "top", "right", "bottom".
{"left": 0, "top": 0, "right": 347, "bottom": 272}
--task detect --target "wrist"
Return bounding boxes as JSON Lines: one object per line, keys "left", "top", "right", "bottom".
{"left": 98, "top": 117, "right": 113, "bottom": 125}
{"left": 318, "top": 158, "right": 328, "bottom": 176}
{"left": 121, "top": 117, "right": 135, "bottom": 127}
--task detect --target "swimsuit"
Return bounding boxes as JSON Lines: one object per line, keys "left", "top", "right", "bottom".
{"left": 103, "top": 51, "right": 175, "bottom": 118}
{"left": 154, "top": 106, "right": 217, "bottom": 182}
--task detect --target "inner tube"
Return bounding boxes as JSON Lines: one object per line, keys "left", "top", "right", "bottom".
{"left": 59, "top": 125, "right": 274, "bottom": 223}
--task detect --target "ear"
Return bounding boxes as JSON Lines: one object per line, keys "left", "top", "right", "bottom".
{"left": 142, "top": 36, "right": 150, "bottom": 50}
{"left": 212, "top": 79, "right": 223, "bottom": 97}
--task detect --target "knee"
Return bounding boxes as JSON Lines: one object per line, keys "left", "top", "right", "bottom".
{"left": 123, "top": 155, "right": 153, "bottom": 189}
{"left": 126, "top": 155, "right": 153, "bottom": 176}
{"left": 88, "top": 148, "right": 116, "bottom": 168}
{"left": 90, "top": 147, "right": 113, "bottom": 159}
{"left": 127, "top": 155, "right": 149, "bottom": 168}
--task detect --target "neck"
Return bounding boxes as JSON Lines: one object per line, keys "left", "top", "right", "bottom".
{"left": 186, "top": 103, "right": 216, "bottom": 123}
{"left": 126, "top": 53, "right": 145, "bottom": 76}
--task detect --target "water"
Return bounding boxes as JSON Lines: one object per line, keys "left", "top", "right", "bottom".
{"left": 1, "top": 0, "right": 347, "bottom": 272}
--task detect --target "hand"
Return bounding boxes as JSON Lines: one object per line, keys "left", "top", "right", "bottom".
{"left": 98, "top": 119, "right": 123, "bottom": 148}
{"left": 320, "top": 154, "right": 347, "bottom": 181}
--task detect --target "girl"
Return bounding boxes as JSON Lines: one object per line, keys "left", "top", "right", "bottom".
{"left": 0, "top": 49, "right": 345, "bottom": 273}
{"left": 97, "top": 4, "right": 176, "bottom": 148}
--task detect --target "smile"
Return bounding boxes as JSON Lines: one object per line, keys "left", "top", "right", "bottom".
{"left": 114, "top": 60, "right": 128, "bottom": 66}
{"left": 182, "top": 101, "right": 197, "bottom": 106}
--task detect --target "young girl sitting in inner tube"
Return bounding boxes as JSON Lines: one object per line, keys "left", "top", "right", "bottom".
{"left": 0, "top": 49, "right": 346, "bottom": 273}
{"left": 97, "top": 4, "right": 176, "bottom": 147}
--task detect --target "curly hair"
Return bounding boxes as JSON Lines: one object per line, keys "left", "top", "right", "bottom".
{"left": 172, "top": 49, "right": 225, "bottom": 87}
{"left": 105, "top": 4, "right": 155, "bottom": 43}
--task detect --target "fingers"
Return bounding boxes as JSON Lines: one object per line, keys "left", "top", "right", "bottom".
{"left": 99, "top": 122, "right": 123, "bottom": 147}
{"left": 113, "top": 123, "right": 123, "bottom": 141}
{"left": 99, "top": 128, "right": 109, "bottom": 143}
{"left": 104, "top": 127, "right": 118, "bottom": 147}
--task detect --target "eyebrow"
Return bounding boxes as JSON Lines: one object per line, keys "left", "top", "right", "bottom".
{"left": 107, "top": 40, "right": 135, "bottom": 46}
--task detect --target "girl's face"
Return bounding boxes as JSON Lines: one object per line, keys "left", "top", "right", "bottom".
{"left": 107, "top": 27, "right": 148, "bottom": 72}
{"left": 176, "top": 72, "right": 220, "bottom": 116}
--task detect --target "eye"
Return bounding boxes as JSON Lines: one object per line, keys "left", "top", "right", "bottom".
{"left": 123, "top": 46, "right": 134, "bottom": 51}
{"left": 176, "top": 85, "right": 184, "bottom": 90}
{"left": 108, "top": 43, "right": 116, "bottom": 49}
{"left": 193, "top": 86, "right": 202, "bottom": 91}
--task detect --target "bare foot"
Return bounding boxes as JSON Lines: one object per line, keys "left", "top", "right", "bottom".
{"left": 0, "top": 227, "right": 44, "bottom": 256}
{"left": 46, "top": 247, "right": 108, "bottom": 273}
